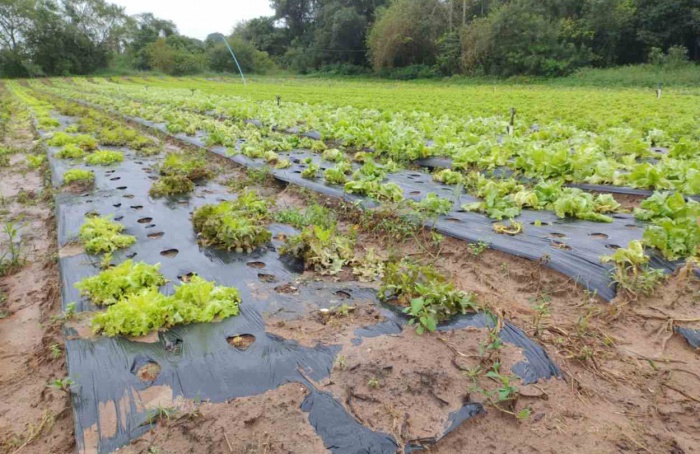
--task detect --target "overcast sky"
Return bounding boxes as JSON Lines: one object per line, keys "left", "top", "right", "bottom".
{"left": 112, "top": 0, "right": 274, "bottom": 40}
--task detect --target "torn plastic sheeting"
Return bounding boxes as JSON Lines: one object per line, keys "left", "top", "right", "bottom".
{"left": 56, "top": 202, "right": 369, "bottom": 453}
{"left": 437, "top": 312, "right": 561, "bottom": 385}
{"left": 41, "top": 114, "right": 489, "bottom": 453}
{"left": 404, "top": 403, "right": 485, "bottom": 453}
{"left": 675, "top": 327, "right": 700, "bottom": 349}
{"left": 66, "top": 323, "right": 339, "bottom": 454}
{"left": 300, "top": 378, "right": 400, "bottom": 454}
{"left": 42, "top": 106, "right": 558, "bottom": 452}
{"left": 40, "top": 123, "right": 354, "bottom": 453}
{"left": 355, "top": 307, "right": 561, "bottom": 385}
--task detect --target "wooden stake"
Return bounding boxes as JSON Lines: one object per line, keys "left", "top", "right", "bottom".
{"left": 509, "top": 107, "right": 516, "bottom": 135}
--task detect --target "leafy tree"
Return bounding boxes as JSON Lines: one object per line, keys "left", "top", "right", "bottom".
{"left": 367, "top": 0, "right": 447, "bottom": 70}
{"left": 145, "top": 36, "right": 206, "bottom": 75}
{"left": 635, "top": 0, "right": 700, "bottom": 60}
{"left": 461, "top": 0, "right": 592, "bottom": 76}
{"left": 0, "top": 0, "right": 35, "bottom": 76}
{"left": 232, "top": 17, "right": 288, "bottom": 57}
{"left": 311, "top": 2, "right": 368, "bottom": 65}
{"left": 126, "top": 12, "right": 178, "bottom": 69}
{"left": 271, "top": 0, "right": 317, "bottom": 37}
{"left": 206, "top": 35, "right": 276, "bottom": 74}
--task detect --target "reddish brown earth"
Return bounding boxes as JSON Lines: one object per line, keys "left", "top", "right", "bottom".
{"left": 0, "top": 102, "right": 74, "bottom": 454}
{"left": 2, "top": 85, "right": 698, "bottom": 454}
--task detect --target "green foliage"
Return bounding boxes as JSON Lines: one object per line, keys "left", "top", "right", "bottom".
{"left": 468, "top": 241, "right": 490, "bottom": 256}
{"left": 462, "top": 177, "right": 522, "bottom": 220}
{"left": 301, "top": 162, "right": 320, "bottom": 179}
{"left": 149, "top": 175, "right": 195, "bottom": 197}
{"left": 91, "top": 275, "right": 241, "bottom": 337}
{"left": 0, "top": 221, "right": 25, "bottom": 277}
{"left": 433, "top": 169, "right": 464, "bottom": 185}
{"left": 76, "top": 260, "right": 166, "bottom": 306}
{"left": 323, "top": 163, "right": 350, "bottom": 185}
{"left": 344, "top": 179, "right": 404, "bottom": 203}
{"left": 410, "top": 193, "right": 453, "bottom": 216}
{"left": 321, "top": 148, "right": 344, "bottom": 162}
{"left": 84, "top": 150, "right": 123, "bottom": 166}
{"left": 97, "top": 126, "right": 153, "bottom": 149}
{"left": 367, "top": 0, "right": 444, "bottom": 71}
{"left": 634, "top": 192, "right": 700, "bottom": 260}
{"left": 352, "top": 248, "right": 385, "bottom": 282}
{"left": 207, "top": 37, "right": 276, "bottom": 74}
{"left": 192, "top": 191, "right": 271, "bottom": 253}
{"left": 460, "top": 1, "right": 592, "bottom": 77}
{"left": 145, "top": 37, "right": 207, "bottom": 75}
{"left": 160, "top": 153, "right": 211, "bottom": 180}
{"left": 380, "top": 260, "right": 478, "bottom": 334}
{"left": 63, "top": 169, "right": 94, "bottom": 185}
{"left": 26, "top": 154, "right": 45, "bottom": 169}
{"left": 79, "top": 216, "right": 136, "bottom": 255}
{"left": 601, "top": 240, "right": 665, "bottom": 297}
{"left": 55, "top": 144, "right": 86, "bottom": 159}
{"left": 273, "top": 204, "right": 336, "bottom": 230}
{"left": 48, "top": 133, "right": 98, "bottom": 151}
{"left": 280, "top": 225, "right": 355, "bottom": 275}
{"left": 462, "top": 175, "right": 619, "bottom": 222}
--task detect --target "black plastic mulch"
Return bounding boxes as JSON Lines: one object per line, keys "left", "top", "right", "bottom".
{"left": 125, "top": 118, "right": 681, "bottom": 303}
{"left": 38, "top": 112, "right": 563, "bottom": 454}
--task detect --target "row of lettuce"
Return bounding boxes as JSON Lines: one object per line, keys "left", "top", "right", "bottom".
{"left": 37, "top": 78, "right": 700, "bottom": 196}
{"left": 10, "top": 81, "right": 480, "bottom": 336}
{"left": 27, "top": 80, "right": 700, "bottom": 274}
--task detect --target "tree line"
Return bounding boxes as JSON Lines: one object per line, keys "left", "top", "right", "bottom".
{"left": 1, "top": 0, "right": 698, "bottom": 79}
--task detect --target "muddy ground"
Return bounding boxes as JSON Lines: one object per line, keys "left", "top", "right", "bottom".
{"left": 0, "top": 100, "right": 74, "bottom": 453}
{"left": 116, "top": 182, "right": 700, "bottom": 454}
{"left": 2, "top": 85, "right": 699, "bottom": 454}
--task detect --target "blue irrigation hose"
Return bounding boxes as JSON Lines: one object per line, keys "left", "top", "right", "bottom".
{"left": 220, "top": 35, "right": 247, "bottom": 86}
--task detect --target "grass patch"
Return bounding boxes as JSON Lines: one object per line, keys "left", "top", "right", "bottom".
{"left": 273, "top": 203, "right": 336, "bottom": 230}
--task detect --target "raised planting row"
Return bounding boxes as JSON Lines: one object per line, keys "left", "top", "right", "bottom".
{"left": 41, "top": 77, "right": 700, "bottom": 195}
{"left": 27, "top": 82, "right": 700, "bottom": 302}
{"left": 11, "top": 83, "right": 566, "bottom": 454}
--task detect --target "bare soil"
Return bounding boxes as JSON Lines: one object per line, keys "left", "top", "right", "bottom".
{"left": 124, "top": 384, "right": 327, "bottom": 454}
{"left": 6, "top": 88, "right": 699, "bottom": 454}
{"left": 0, "top": 109, "right": 74, "bottom": 453}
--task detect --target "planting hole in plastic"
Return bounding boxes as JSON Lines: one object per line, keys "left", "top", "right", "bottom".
{"left": 258, "top": 273, "right": 278, "bottom": 283}
{"left": 227, "top": 334, "right": 256, "bottom": 351}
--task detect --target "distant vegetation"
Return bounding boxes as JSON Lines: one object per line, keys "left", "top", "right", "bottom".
{"left": 0, "top": 0, "right": 698, "bottom": 79}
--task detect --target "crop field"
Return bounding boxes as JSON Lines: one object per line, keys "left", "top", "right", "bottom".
{"left": 0, "top": 76, "right": 699, "bottom": 454}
